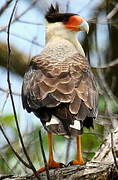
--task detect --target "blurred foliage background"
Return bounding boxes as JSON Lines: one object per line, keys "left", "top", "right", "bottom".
{"left": 0, "top": 0, "right": 118, "bottom": 175}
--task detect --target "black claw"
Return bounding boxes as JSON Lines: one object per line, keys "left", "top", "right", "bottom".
{"left": 60, "top": 163, "right": 66, "bottom": 168}
{"left": 67, "top": 161, "right": 86, "bottom": 167}
{"left": 66, "top": 161, "right": 74, "bottom": 167}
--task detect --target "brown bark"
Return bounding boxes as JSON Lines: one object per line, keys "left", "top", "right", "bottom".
{"left": 0, "top": 42, "right": 28, "bottom": 76}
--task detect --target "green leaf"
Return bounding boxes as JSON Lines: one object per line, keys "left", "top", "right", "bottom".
{"left": 0, "top": 114, "right": 14, "bottom": 126}
{"left": 98, "top": 95, "right": 106, "bottom": 113}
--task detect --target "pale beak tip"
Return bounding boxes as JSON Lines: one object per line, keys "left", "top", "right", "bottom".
{"left": 79, "top": 20, "right": 89, "bottom": 34}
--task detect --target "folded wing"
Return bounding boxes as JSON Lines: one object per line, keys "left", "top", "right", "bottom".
{"left": 22, "top": 52, "right": 97, "bottom": 136}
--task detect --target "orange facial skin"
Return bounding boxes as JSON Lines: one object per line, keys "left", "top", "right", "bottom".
{"left": 64, "top": 15, "right": 85, "bottom": 31}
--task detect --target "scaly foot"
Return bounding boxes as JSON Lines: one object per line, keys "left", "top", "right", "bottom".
{"left": 38, "top": 160, "right": 65, "bottom": 173}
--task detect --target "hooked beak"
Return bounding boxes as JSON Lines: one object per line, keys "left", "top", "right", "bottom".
{"left": 79, "top": 20, "right": 89, "bottom": 33}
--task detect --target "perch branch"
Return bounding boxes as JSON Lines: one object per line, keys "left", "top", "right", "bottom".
{"left": 1, "top": 128, "right": 118, "bottom": 180}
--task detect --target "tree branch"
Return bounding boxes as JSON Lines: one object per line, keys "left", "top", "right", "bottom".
{"left": 0, "top": 0, "right": 37, "bottom": 32}
{"left": 6, "top": 0, "right": 40, "bottom": 179}
{"left": 0, "top": 0, "right": 12, "bottom": 16}
{"left": 1, "top": 128, "right": 118, "bottom": 180}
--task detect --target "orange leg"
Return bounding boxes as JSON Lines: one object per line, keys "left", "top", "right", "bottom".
{"left": 38, "top": 133, "right": 65, "bottom": 173}
{"left": 69, "top": 135, "right": 85, "bottom": 165}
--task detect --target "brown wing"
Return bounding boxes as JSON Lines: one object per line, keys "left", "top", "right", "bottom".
{"left": 22, "top": 52, "right": 97, "bottom": 135}
{"left": 22, "top": 52, "right": 97, "bottom": 113}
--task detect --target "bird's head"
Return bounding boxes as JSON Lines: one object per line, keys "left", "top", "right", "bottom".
{"left": 45, "top": 4, "right": 89, "bottom": 37}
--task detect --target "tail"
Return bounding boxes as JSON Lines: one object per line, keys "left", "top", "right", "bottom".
{"left": 45, "top": 115, "right": 83, "bottom": 137}
{"left": 34, "top": 106, "right": 83, "bottom": 137}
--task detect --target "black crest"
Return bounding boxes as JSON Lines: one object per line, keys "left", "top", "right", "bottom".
{"left": 45, "top": 4, "right": 76, "bottom": 23}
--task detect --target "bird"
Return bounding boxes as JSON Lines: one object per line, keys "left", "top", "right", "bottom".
{"left": 21, "top": 4, "right": 97, "bottom": 172}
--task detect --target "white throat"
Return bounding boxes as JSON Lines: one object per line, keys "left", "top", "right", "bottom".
{"left": 45, "top": 21, "right": 85, "bottom": 57}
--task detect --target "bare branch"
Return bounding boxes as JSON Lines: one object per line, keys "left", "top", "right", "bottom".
{"left": 94, "top": 58, "right": 118, "bottom": 70}
{"left": 39, "top": 131, "right": 50, "bottom": 180}
{"left": 9, "top": 32, "right": 44, "bottom": 47}
{"left": 0, "top": 152, "right": 14, "bottom": 174}
{"left": 1, "top": 127, "right": 118, "bottom": 179}
{"left": 65, "top": 139, "right": 71, "bottom": 164}
{"left": 0, "top": 0, "right": 12, "bottom": 16}
{"left": 88, "top": 18, "right": 118, "bottom": 25}
{"left": 0, "top": 0, "right": 37, "bottom": 32}
{"left": 17, "top": 19, "right": 43, "bottom": 26}
{"left": 65, "top": 0, "right": 70, "bottom": 12}
{"left": 111, "top": 132, "right": 118, "bottom": 170}
{"left": 0, "top": 87, "right": 20, "bottom": 96}
{"left": 0, "top": 125, "right": 30, "bottom": 169}
{"left": 98, "top": 114, "right": 118, "bottom": 120}
{"left": 6, "top": 0, "right": 40, "bottom": 179}
{"left": 92, "top": 58, "right": 118, "bottom": 69}
{"left": 107, "top": 3, "right": 118, "bottom": 20}
{"left": 0, "top": 91, "right": 9, "bottom": 113}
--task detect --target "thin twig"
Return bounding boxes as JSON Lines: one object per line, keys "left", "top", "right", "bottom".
{"left": 107, "top": 3, "right": 118, "bottom": 20}
{"left": 0, "top": 87, "right": 21, "bottom": 96}
{"left": 88, "top": 2, "right": 118, "bottom": 24}
{"left": 0, "top": 153, "right": 14, "bottom": 174}
{"left": 1, "top": 92, "right": 9, "bottom": 113}
{"left": 0, "top": 0, "right": 12, "bottom": 16}
{"left": 0, "top": 0, "right": 37, "bottom": 32}
{"left": 1, "top": 31, "right": 43, "bottom": 47}
{"left": 9, "top": 32, "right": 44, "bottom": 47}
{"left": 0, "top": 125, "right": 30, "bottom": 168}
{"left": 88, "top": 18, "right": 118, "bottom": 25}
{"left": 65, "top": 139, "right": 71, "bottom": 164}
{"left": 39, "top": 131, "right": 50, "bottom": 180}
{"left": 66, "top": 0, "right": 70, "bottom": 13}
{"left": 106, "top": 0, "right": 112, "bottom": 63}
{"left": 92, "top": 58, "right": 118, "bottom": 69}
{"left": 6, "top": 0, "right": 40, "bottom": 179}
{"left": 98, "top": 114, "right": 118, "bottom": 120}
{"left": 17, "top": 19, "right": 43, "bottom": 26}
{"left": 111, "top": 132, "right": 118, "bottom": 170}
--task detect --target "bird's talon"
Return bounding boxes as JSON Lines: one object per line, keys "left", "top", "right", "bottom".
{"left": 38, "top": 161, "right": 65, "bottom": 173}
{"left": 67, "top": 159, "right": 85, "bottom": 166}
{"left": 60, "top": 163, "right": 66, "bottom": 168}
{"left": 67, "top": 162, "right": 71, "bottom": 166}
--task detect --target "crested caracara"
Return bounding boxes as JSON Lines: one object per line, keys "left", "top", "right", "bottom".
{"left": 22, "top": 4, "right": 98, "bottom": 172}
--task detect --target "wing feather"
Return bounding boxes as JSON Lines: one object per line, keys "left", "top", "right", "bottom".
{"left": 22, "top": 52, "right": 97, "bottom": 117}
{"left": 52, "top": 90, "right": 73, "bottom": 103}
{"left": 69, "top": 93, "right": 81, "bottom": 114}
